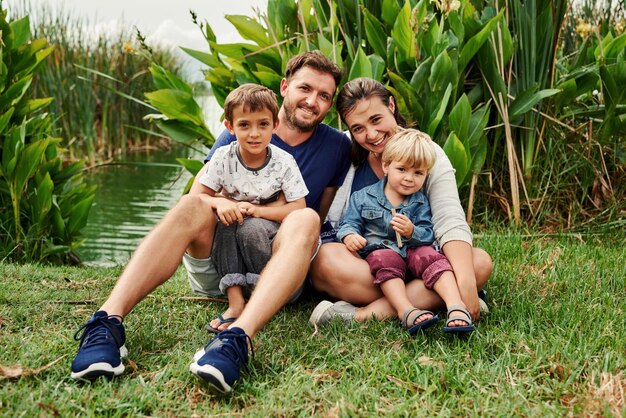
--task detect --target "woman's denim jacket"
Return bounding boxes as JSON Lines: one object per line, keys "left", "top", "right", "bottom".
{"left": 337, "top": 176, "right": 435, "bottom": 258}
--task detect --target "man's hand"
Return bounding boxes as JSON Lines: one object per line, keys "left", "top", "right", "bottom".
{"left": 343, "top": 233, "right": 367, "bottom": 252}
{"left": 390, "top": 213, "right": 414, "bottom": 239}
{"left": 215, "top": 200, "right": 244, "bottom": 225}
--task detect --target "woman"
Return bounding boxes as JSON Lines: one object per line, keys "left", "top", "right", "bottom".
{"left": 309, "top": 78, "right": 492, "bottom": 326}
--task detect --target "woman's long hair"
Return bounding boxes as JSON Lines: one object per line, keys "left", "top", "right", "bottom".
{"left": 336, "top": 78, "right": 408, "bottom": 166}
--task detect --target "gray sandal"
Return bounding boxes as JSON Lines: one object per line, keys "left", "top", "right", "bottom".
{"left": 401, "top": 308, "right": 439, "bottom": 335}
{"left": 443, "top": 305, "right": 475, "bottom": 335}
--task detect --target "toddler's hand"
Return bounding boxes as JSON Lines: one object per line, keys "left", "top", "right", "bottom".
{"left": 391, "top": 213, "right": 414, "bottom": 239}
{"left": 343, "top": 234, "right": 367, "bottom": 252}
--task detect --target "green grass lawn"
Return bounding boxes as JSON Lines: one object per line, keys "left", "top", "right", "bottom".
{"left": 1, "top": 232, "right": 625, "bottom": 417}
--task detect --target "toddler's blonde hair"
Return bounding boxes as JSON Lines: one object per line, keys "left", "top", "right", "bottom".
{"left": 381, "top": 128, "right": 437, "bottom": 170}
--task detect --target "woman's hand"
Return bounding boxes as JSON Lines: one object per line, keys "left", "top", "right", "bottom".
{"left": 390, "top": 213, "right": 414, "bottom": 239}
{"left": 343, "top": 234, "right": 367, "bottom": 252}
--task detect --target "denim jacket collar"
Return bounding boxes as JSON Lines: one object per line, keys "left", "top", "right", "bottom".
{"left": 366, "top": 176, "right": 427, "bottom": 209}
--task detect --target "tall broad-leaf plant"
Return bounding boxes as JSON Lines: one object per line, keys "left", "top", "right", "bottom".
{"left": 0, "top": 6, "right": 95, "bottom": 263}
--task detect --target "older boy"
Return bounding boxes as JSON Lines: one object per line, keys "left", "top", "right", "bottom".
{"left": 197, "top": 83, "right": 308, "bottom": 334}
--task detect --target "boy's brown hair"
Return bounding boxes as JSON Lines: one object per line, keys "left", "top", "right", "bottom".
{"left": 382, "top": 128, "right": 437, "bottom": 171}
{"left": 285, "top": 51, "right": 343, "bottom": 90}
{"left": 224, "top": 84, "right": 279, "bottom": 123}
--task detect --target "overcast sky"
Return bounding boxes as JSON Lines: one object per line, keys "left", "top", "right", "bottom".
{"left": 5, "top": 0, "right": 268, "bottom": 78}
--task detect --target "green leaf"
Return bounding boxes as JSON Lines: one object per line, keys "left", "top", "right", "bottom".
{"left": 210, "top": 42, "right": 260, "bottom": 59}
{"left": 348, "top": 47, "right": 372, "bottom": 80}
{"left": 176, "top": 158, "right": 205, "bottom": 176}
{"left": 15, "top": 138, "right": 49, "bottom": 194}
{"left": 381, "top": 0, "right": 402, "bottom": 28}
{"left": 67, "top": 195, "right": 95, "bottom": 235}
{"left": 0, "top": 76, "right": 32, "bottom": 109}
{"left": 600, "top": 63, "right": 619, "bottom": 111}
{"left": 459, "top": 9, "right": 505, "bottom": 74}
{"left": 509, "top": 88, "right": 561, "bottom": 118}
{"left": 442, "top": 132, "right": 469, "bottom": 186}
{"left": 181, "top": 47, "right": 222, "bottom": 68}
{"left": 368, "top": 54, "right": 386, "bottom": 82}
{"left": 144, "top": 89, "right": 206, "bottom": 127}
{"left": 226, "top": 15, "right": 271, "bottom": 47}
{"left": 388, "top": 71, "right": 421, "bottom": 119}
{"left": 35, "top": 172, "right": 54, "bottom": 221}
{"left": 467, "top": 101, "right": 491, "bottom": 146}
{"left": 410, "top": 57, "right": 433, "bottom": 91}
{"left": 252, "top": 70, "right": 282, "bottom": 92}
{"left": 426, "top": 83, "right": 452, "bottom": 136}
{"left": 364, "top": 9, "right": 388, "bottom": 59}
{"left": 391, "top": 2, "right": 416, "bottom": 66}
{"left": 154, "top": 120, "right": 215, "bottom": 146}
{"left": 0, "top": 107, "right": 14, "bottom": 135}
{"left": 149, "top": 64, "right": 193, "bottom": 94}
{"left": 448, "top": 9, "right": 464, "bottom": 44}
{"left": 15, "top": 98, "right": 54, "bottom": 117}
{"left": 448, "top": 94, "right": 472, "bottom": 140}
{"left": 9, "top": 16, "right": 30, "bottom": 48}
{"left": 603, "top": 33, "right": 626, "bottom": 61}
{"left": 428, "top": 50, "right": 454, "bottom": 92}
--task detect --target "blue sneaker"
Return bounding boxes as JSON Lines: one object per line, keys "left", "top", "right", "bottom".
{"left": 189, "top": 327, "right": 252, "bottom": 393}
{"left": 70, "top": 311, "right": 127, "bottom": 379}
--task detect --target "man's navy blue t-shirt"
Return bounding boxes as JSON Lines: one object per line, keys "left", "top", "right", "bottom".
{"left": 205, "top": 124, "right": 351, "bottom": 213}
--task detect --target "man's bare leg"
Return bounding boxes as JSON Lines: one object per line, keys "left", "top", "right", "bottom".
{"left": 72, "top": 194, "right": 218, "bottom": 380}
{"left": 189, "top": 208, "right": 320, "bottom": 392}
{"left": 228, "top": 208, "right": 320, "bottom": 338}
{"left": 100, "top": 194, "right": 217, "bottom": 318}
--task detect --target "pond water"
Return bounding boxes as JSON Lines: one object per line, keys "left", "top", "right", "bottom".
{"left": 77, "top": 146, "right": 205, "bottom": 266}
{"left": 78, "top": 95, "right": 224, "bottom": 266}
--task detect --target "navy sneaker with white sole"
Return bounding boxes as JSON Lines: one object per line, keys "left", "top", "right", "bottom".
{"left": 70, "top": 311, "right": 127, "bottom": 380}
{"left": 189, "top": 327, "right": 252, "bottom": 393}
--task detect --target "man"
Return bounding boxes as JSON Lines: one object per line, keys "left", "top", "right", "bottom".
{"left": 70, "top": 51, "right": 350, "bottom": 393}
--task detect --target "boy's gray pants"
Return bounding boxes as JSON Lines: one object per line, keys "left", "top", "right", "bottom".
{"left": 212, "top": 218, "right": 280, "bottom": 294}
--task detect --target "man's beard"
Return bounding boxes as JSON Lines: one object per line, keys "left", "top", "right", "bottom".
{"left": 283, "top": 98, "right": 324, "bottom": 132}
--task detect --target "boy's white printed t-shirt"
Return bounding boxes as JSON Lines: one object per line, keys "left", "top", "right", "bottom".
{"left": 200, "top": 142, "right": 309, "bottom": 204}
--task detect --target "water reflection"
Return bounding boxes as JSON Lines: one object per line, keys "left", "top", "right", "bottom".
{"left": 78, "top": 146, "right": 204, "bottom": 266}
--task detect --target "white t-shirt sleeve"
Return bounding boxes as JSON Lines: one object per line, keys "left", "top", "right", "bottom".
{"left": 199, "top": 147, "right": 227, "bottom": 193}
{"left": 280, "top": 153, "right": 309, "bottom": 202}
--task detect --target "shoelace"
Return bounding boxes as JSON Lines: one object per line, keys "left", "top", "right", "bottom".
{"left": 73, "top": 315, "right": 123, "bottom": 347}
{"left": 210, "top": 329, "right": 254, "bottom": 369}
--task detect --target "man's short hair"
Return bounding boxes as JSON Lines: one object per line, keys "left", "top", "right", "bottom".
{"left": 224, "top": 84, "right": 279, "bottom": 123}
{"left": 285, "top": 51, "right": 343, "bottom": 91}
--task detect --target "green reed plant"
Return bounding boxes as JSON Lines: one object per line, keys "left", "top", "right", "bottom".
{"left": 9, "top": 0, "right": 182, "bottom": 164}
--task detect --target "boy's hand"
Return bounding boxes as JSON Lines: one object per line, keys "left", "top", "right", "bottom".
{"left": 215, "top": 200, "right": 244, "bottom": 225}
{"left": 390, "top": 213, "right": 414, "bottom": 239}
{"left": 237, "top": 201, "right": 257, "bottom": 217}
{"left": 343, "top": 234, "right": 367, "bottom": 252}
